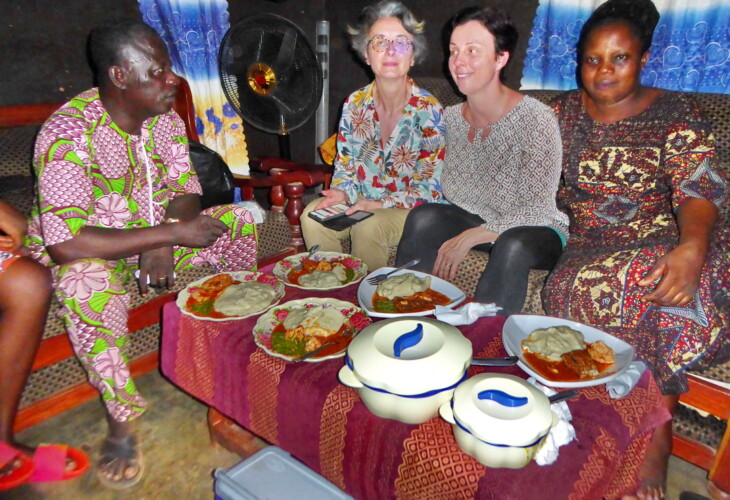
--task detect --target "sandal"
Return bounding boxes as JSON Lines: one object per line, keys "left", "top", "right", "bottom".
{"left": 27, "top": 444, "right": 90, "bottom": 483}
{"left": 0, "top": 442, "right": 34, "bottom": 491}
{"left": 96, "top": 434, "right": 144, "bottom": 490}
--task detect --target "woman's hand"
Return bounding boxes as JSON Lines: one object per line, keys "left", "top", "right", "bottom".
{"left": 433, "top": 227, "right": 498, "bottom": 281}
{"left": 314, "top": 189, "right": 347, "bottom": 210}
{"left": 0, "top": 200, "right": 28, "bottom": 252}
{"left": 639, "top": 197, "right": 716, "bottom": 307}
{"left": 639, "top": 242, "right": 706, "bottom": 306}
{"left": 345, "top": 199, "right": 382, "bottom": 215}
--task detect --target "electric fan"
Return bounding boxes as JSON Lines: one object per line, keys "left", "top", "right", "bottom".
{"left": 219, "top": 14, "right": 323, "bottom": 159}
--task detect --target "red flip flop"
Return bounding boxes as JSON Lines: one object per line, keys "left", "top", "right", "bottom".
{"left": 0, "top": 441, "right": 34, "bottom": 491}
{"left": 27, "top": 444, "right": 90, "bottom": 483}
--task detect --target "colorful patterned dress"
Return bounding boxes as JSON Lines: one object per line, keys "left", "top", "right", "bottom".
{"left": 543, "top": 90, "right": 730, "bottom": 395}
{"left": 331, "top": 78, "right": 445, "bottom": 207}
{"left": 26, "top": 89, "right": 258, "bottom": 422}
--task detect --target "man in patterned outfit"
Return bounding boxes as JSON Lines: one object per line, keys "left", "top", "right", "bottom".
{"left": 26, "top": 20, "right": 257, "bottom": 488}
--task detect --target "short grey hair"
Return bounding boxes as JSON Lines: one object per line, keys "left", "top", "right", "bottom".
{"left": 347, "top": 1, "right": 427, "bottom": 64}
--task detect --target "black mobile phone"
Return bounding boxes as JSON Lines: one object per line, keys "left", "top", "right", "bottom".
{"left": 309, "top": 210, "right": 374, "bottom": 231}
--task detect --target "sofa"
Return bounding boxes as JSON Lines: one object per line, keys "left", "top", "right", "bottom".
{"left": 0, "top": 79, "right": 327, "bottom": 432}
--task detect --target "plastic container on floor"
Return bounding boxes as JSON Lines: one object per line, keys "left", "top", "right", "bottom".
{"left": 214, "top": 446, "right": 353, "bottom": 500}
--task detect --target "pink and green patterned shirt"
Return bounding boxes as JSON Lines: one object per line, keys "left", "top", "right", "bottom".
{"left": 27, "top": 88, "right": 201, "bottom": 265}
{"left": 332, "top": 79, "right": 446, "bottom": 208}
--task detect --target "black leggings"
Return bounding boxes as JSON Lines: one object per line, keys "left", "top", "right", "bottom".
{"left": 396, "top": 203, "right": 563, "bottom": 316}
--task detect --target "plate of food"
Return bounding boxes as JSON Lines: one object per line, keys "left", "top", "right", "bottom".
{"left": 177, "top": 271, "right": 285, "bottom": 321}
{"left": 502, "top": 315, "right": 635, "bottom": 388}
{"left": 253, "top": 298, "right": 371, "bottom": 362}
{"left": 272, "top": 251, "right": 368, "bottom": 290}
{"left": 357, "top": 267, "right": 466, "bottom": 318}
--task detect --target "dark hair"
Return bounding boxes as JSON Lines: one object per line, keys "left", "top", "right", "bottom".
{"left": 577, "top": 0, "right": 659, "bottom": 62}
{"left": 446, "top": 6, "right": 518, "bottom": 81}
{"left": 347, "top": 1, "right": 427, "bottom": 64}
{"left": 88, "top": 19, "right": 161, "bottom": 87}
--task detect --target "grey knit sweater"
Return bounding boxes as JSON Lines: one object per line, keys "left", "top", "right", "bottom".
{"left": 441, "top": 96, "right": 569, "bottom": 240}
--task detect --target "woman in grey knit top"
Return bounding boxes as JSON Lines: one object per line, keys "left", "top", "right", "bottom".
{"left": 397, "top": 6, "right": 567, "bottom": 315}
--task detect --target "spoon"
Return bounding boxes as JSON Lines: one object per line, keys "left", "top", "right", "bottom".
{"left": 293, "top": 244, "right": 320, "bottom": 271}
{"left": 292, "top": 341, "right": 337, "bottom": 362}
{"left": 470, "top": 356, "right": 519, "bottom": 367}
{"left": 548, "top": 389, "right": 579, "bottom": 404}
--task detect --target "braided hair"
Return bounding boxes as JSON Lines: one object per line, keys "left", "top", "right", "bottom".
{"left": 577, "top": 0, "right": 660, "bottom": 61}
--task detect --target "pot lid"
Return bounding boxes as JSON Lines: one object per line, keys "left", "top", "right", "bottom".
{"left": 346, "top": 317, "right": 472, "bottom": 395}
{"left": 450, "top": 374, "right": 554, "bottom": 447}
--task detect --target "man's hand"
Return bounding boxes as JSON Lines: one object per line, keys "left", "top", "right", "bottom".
{"left": 138, "top": 246, "right": 175, "bottom": 295}
{"left": 314, "top": 189, "right": 347, "bottom": 210}
{"left": 639, "top": 242, "right": 706, "bottom": 307}
{"left": 171, "top": 215, "right": 227, "bottom": 248}
{"left": 433, "top": 227, "right": 498, "bottom": 281}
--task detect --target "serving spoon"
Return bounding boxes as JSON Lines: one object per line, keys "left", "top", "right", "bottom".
{"left": 293, "top": 244, "right": 320, "bottom": 271}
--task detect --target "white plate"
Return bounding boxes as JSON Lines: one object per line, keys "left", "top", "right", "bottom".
{"left": 357, "top": 267, "right": 466, "bottom": 318}
{"left": 177, "top": 271, "right": 285, "bottom": 321}
{"left": 272, "top": 251, "right": 368, "bottom": 290}
{"left": 252, "top": 298, "right": 372, "bottom": 362}
{"left": 502, "top": 315, "right": 635, "bottom": 388}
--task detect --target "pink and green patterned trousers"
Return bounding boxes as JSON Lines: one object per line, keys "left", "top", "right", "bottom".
{"left": 52, "top": 205, "right": 257, "bottom": 423}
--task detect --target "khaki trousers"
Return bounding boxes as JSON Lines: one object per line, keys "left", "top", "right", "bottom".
{"left": 300, "top": 198, "right": 410, "bottom": 270}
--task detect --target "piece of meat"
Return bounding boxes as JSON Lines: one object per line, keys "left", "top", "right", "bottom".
{"left": 305, "top": 336, "right": 323, "bottom": 352}
{"left": 201, "top": 273, "right": 234, "bottom": 290}
{"left": 562, "top": 349, "right": 599, "bottom": 379}
{"left": 587, "top": 341, "right": 615, "bottom": 364}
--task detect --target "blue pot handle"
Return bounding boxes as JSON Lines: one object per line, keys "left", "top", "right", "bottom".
{"left": 393, "top": 323, "right": 423, "bottom": 358}
{"left": 477, "top": 389, "right": 528, "bottom": 407}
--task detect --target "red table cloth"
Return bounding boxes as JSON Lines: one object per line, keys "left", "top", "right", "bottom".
{"left": 160, "top": 274, "right": 670, "bottom": 500}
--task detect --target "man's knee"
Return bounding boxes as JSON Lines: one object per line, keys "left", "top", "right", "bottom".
{"left": 55, "top": 258, "right": 125, "bottom": 301}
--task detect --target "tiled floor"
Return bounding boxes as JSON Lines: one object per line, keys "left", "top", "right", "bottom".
{"left": 7, "top": 370, "right": 714, "bottom": 500}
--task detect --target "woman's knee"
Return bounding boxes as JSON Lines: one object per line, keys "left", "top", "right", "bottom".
{"left": 402, "top": 204, "right": 446, "bottom": 237}
{"left": 0, "top": 257, "right": 53, "bottom": 303}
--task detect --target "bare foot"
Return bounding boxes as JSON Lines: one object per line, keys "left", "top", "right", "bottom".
{"left": 635, "top": 396, "right": 676, "bottom": 500}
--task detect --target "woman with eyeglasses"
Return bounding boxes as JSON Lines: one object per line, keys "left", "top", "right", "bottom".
{"left": 396, "top": 6, "right": 567, "bottom": 316}
{"left": 301, "top": 0, "right": 445, "bottom": 271}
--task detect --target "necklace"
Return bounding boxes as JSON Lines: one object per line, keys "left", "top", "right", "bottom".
{"left": 463, "top": 102, "right": 498, "bottom": 143}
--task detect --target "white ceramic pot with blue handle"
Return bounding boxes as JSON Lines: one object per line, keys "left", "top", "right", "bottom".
{"left": 439, "top": 373, "right": 557, "bottom": 468}
{"left": 338, "top": 317, "right": 472, "bottom": 424}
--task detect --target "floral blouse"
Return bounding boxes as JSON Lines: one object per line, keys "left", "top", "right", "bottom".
{"left": 27, "top": 88, "right": 201, "bottom": 265}
{"left": 332, "top": 80, "right": 446, "bottom": 208}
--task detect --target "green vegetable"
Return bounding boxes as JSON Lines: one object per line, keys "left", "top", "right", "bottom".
{"left": 271, "top": 330, "right": 308, "bottom": 356}
{"left": 374, "top": 298, "right": 397, "bottom": 313}
{"left": 189, "top": 298, "right": 215, "bottom": 316}
{"left": 343, "top": 268, "right": 355, "bottom": 284}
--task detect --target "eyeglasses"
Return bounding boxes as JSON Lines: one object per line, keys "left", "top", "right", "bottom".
{"left": 367, "top": 35, "right": 414, "bottom": 55}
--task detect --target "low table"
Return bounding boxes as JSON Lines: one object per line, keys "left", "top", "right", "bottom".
{"left": 160, "top": 267, "right": 670, "bottom": 499}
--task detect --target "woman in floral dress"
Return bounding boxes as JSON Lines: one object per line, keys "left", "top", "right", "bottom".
{"left": 542, "top": 0, "right": 729, "bottom": 498}
{"left": 300, "top": 1, "right": 445, "bottom": 270}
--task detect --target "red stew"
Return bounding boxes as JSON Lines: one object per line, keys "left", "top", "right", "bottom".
{"left": 372, "top": 289, "right": 452, "bottom": 313}
{"left": 271, "top": 321, "right": 353, "bottom": 358}
{"left": 523, "top": 350, "right": 613, "bottom": 382}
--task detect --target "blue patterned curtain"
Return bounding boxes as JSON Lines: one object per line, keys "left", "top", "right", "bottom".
{"left": 139, "top": 0, "right": 250, "bottom": 174}
{"left": 521, "top": 0, "right": 730, "bottom": 94}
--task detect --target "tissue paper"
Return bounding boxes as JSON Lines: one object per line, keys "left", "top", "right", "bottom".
{"left": 434, "top": 302, "right": 501, "bottom": 326}
{"left": 527, "top": 378, "right": 576, "bottom": 466}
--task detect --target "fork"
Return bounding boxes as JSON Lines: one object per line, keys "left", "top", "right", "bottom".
{"left": 366, "top": 258, "right": 420, "bottom": 285}
{"left": 293, "top": 244, "right": 320, "bottom": 271}
{"left": 292, "top": 341, "right": 337, "bottom": 362}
